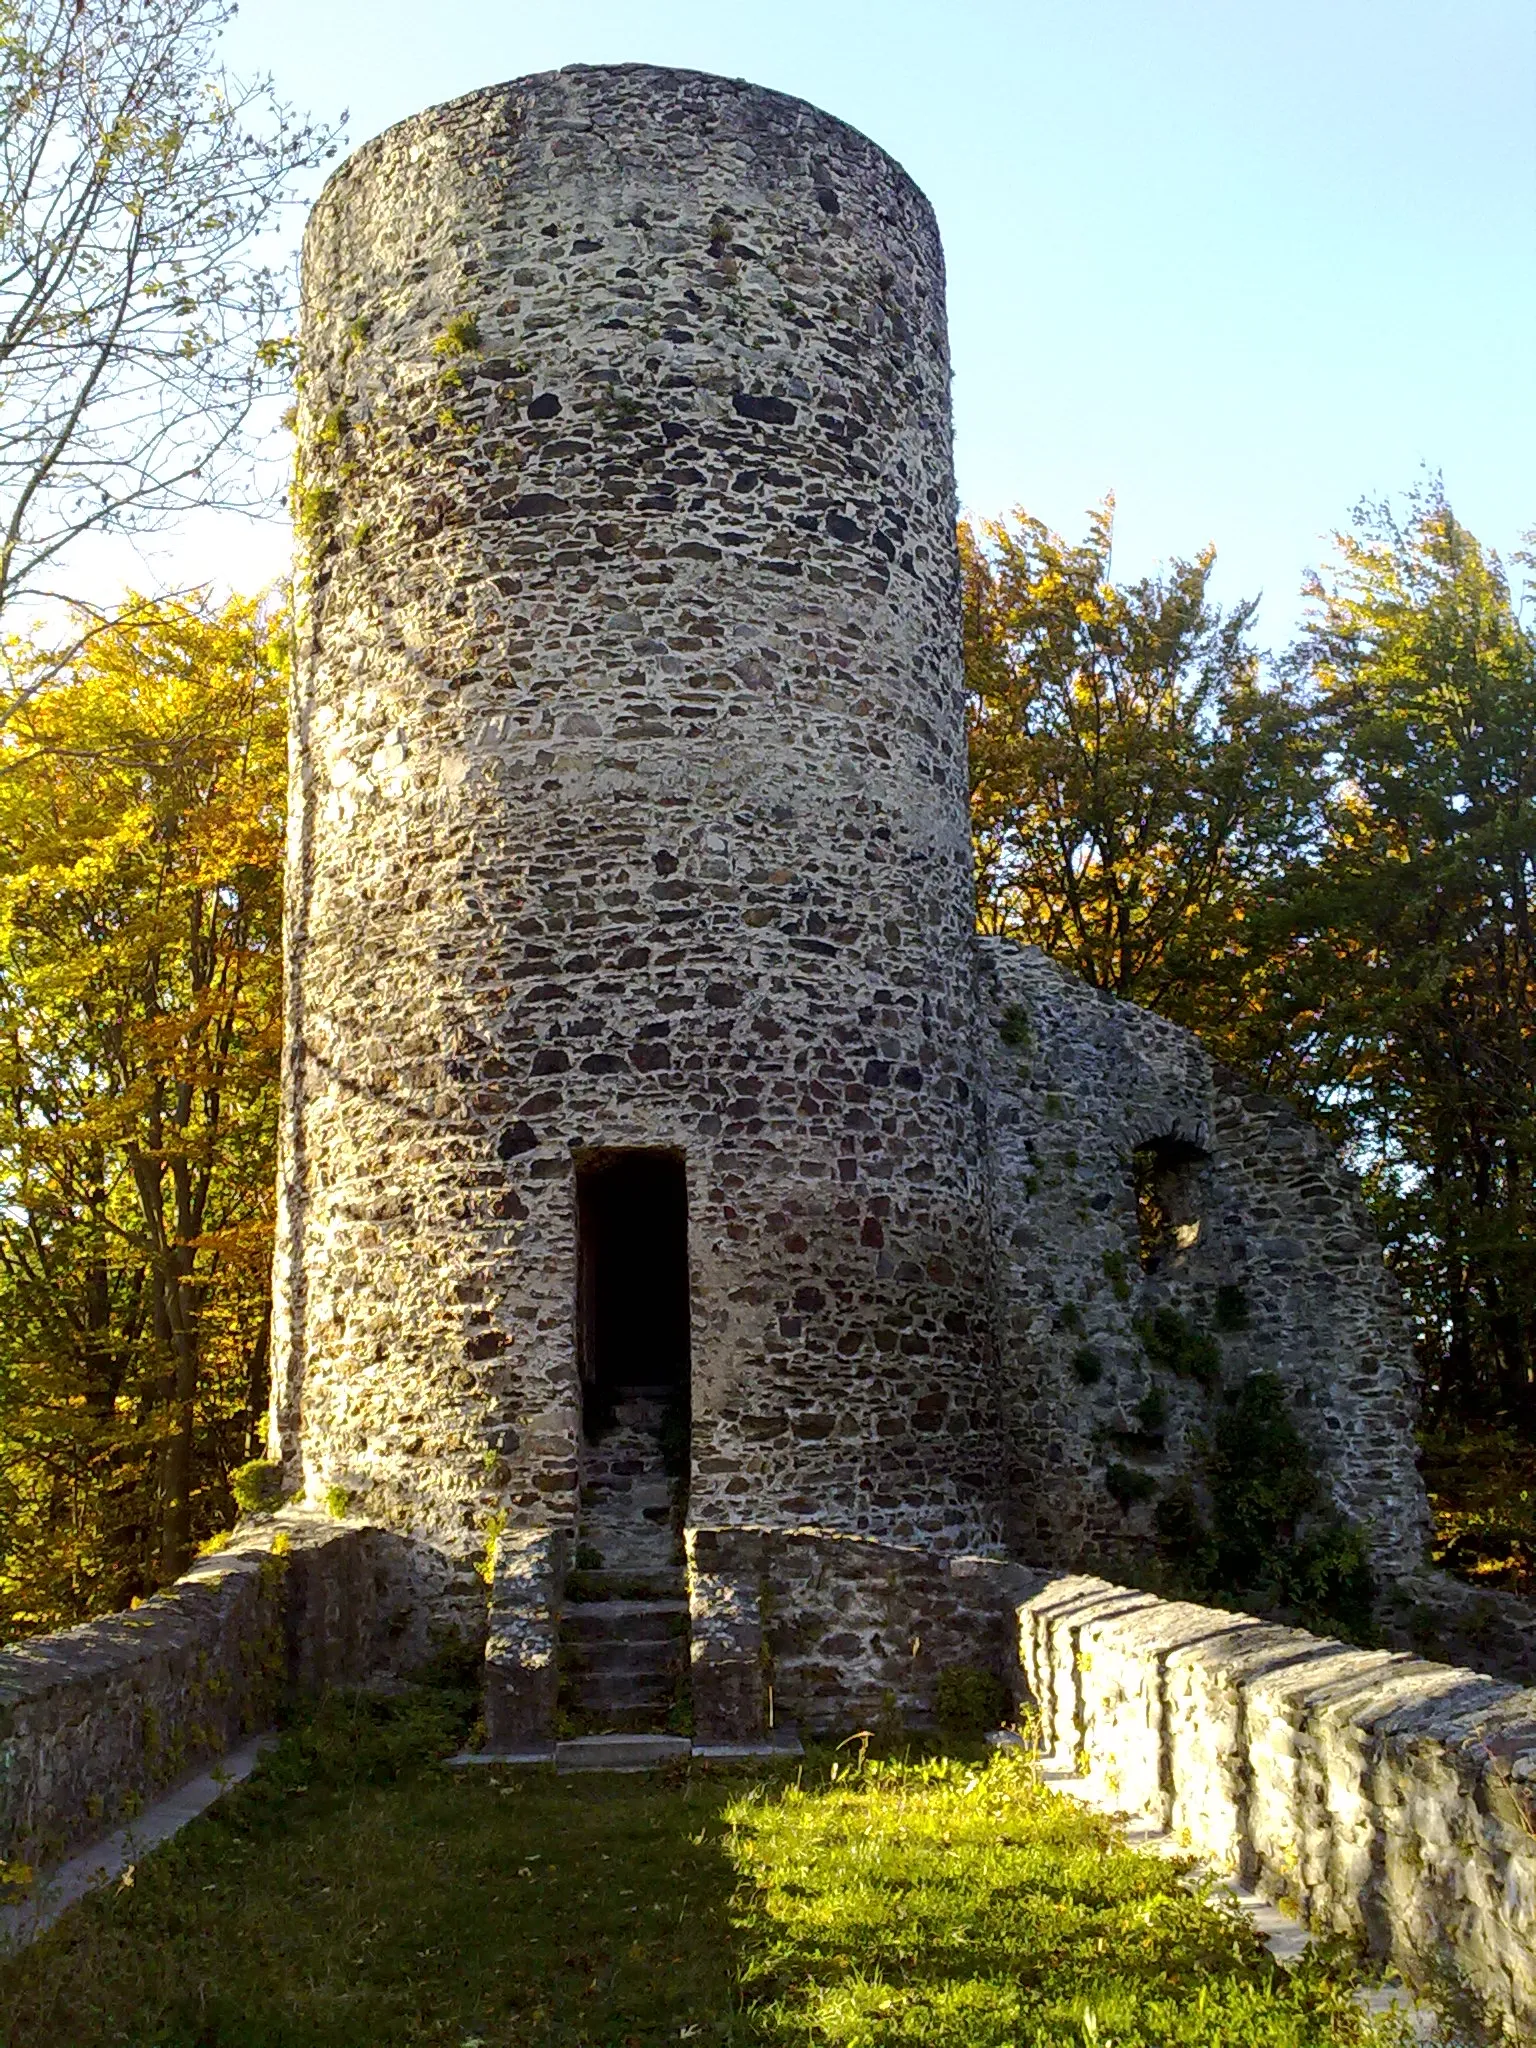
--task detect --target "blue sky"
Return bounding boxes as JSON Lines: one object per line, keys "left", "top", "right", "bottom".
{"left": 174, "top": 0, "right": 1533, "bottom": 641}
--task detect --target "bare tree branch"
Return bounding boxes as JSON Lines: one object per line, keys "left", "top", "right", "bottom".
{"left": 0, "top": 0, "right": 340, "bottom": 688}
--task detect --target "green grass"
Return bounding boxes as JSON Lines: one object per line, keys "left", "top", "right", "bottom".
{"left": 0, "top": 1692, "right": 1411, "bottom": 2048}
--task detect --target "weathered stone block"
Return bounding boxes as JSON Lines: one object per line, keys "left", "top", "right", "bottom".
{"left": 484, "top": 1528, "right": 565, "bottom": 1747}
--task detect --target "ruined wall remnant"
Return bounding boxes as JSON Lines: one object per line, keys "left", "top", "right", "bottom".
{"left": 269, "top": 60, "right": 1435, "bottom": 1690}
{"left": 1022, "top": 1576, "right": 1536, "bottom": 2039}
{"left": 978, "top": 941, "right": 1430, "bottom": 1577}
{"left": 275, "top": 64, "right": 1003, "bottom": 1577}
{"left": 0, "top": 1515, "right": 419, "bottom": 1876}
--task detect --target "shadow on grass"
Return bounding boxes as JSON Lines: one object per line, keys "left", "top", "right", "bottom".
{"left": 0, "top": 1711, "right": 1407, "bottom": 2048}
{"left": 0, "top": 1686, "right": 751, "bottom": 2048}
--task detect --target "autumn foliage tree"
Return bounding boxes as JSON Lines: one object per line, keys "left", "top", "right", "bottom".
{"left": 1276, "top": 488, "right": 1536, "bottom": 1428}
{"left": 966, "top": 483, "right": 1536, "bottom": 1440}
{"left": 0, "top": 594, "right": 285, "bottom": 1638}
{"left": 962, "top": 500, "right": 1317, "bottom": 1039}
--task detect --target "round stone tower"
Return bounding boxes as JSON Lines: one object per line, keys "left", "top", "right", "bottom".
{"left": 272, "top": 64, "right": 999, "bottom": 1578}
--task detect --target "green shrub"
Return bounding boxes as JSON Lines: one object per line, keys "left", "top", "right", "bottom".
{"left": 934, "top": 1663, "right": 1011, "bottom": 1735}
{"left": 1071, "top": 1345, "right": 1103, "bottom": 1386}
{"left": 997, "top": 1004, "right": 1031, "bottom": 1049}
{"left": 1133, "top": 1386, "right": 1168, "bottom": 1437}
{"left": 1208, "top": 1372, "right": 1318, "bottom": 1580}
{"left": 1153, "top": 1480, "right": 1218, "bottom": 1582}
{"left": 1139, "top": 1304, "right": 1222, "bottom": 1388}
{"left": 231, "top": 1458, "right": 283, "bottom": 1515}
{"left": 1279, "top": 1518, "right": 1375, "bottom": 1641}
{"left": 1152, "top": 1371, "right": 1375, "bottom": 1642}
{"left": 1212, "top": 1283, "right": 1250, "bottom": 1331}
{"left": 1105, "top": 1461, "right": 1157, "bottom": 1508}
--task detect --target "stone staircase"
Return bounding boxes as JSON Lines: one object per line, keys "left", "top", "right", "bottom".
{"left": 560, "top": 1387, "right": 688, "bottom": 1734}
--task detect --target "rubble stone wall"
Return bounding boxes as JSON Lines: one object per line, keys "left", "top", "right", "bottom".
{"left": 1020, "top": 1574, "right": 1536, "bottom": 2039}
{"left": 687, "top": 1524, "right": 1042, "bottom": 1734}
{"left": 0, "top": 1514, "right": 423, "bottom": 1872}
{"left": 978, "top": 941, "right": 1430, "bottom": 1573}
{"left": 276, "top": 62, "right": 1003, "bottom": 1590}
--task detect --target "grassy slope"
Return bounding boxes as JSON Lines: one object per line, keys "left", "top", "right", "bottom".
{"left": 0, "top": 1692, "right": 1408, "bottom": 2048}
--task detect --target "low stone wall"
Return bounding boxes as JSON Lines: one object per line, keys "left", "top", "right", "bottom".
{"left": 687, "top": 1525, "right": 1044, "bottom": 1738}
{"left": 1376, "top": 1568, "right": 1536, "bottom": 1693}
{"left": 0, "top": 1513, "right": 426, "bottom": 1873}
{"left": 1020, "top": 1574, "right": 1536, "bottom": 2039}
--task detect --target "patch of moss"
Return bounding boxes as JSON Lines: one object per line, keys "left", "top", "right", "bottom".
{"left": 1139, "top": 1305, "right": 1222, "bottom": 1388}
{"left": 1101, "top": 1248, "right": 1132, "bottom": 1303}
{"left": 431, "top": 312, "right": 481, "bottom": 356}
{"left": 293, "top": 483, "right": 338, "bottom": 544}
{"left": 1071, "top": 1346, "right": 1103, "bottom": 1386}
{"left": 231, "top": 1458, "right": 283, "bottom": 1515}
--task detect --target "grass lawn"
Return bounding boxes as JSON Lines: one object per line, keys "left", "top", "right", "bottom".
{"left": 0, "top": 1688, "right": 1412, "bottom": 2048}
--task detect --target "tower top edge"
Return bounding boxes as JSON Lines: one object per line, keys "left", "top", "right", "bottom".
{"left": 312, "top": 62, "right": 937, "bottom": 236}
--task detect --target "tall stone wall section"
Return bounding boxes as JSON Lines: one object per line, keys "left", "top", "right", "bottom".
{"left": 274, "top": 64, "right": 1002, "bottom": 1582}
{"left": 978, "top": 941, "right": 1429, "bottom": 1573}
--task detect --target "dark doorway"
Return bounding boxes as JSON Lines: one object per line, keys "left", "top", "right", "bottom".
{"left": 576, "top": 1150, "right": 690, "bottom": 1445}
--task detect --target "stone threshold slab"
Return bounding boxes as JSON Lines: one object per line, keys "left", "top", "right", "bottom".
{"left": 447, "top": 1725, "right": 804, "bottom": 1772}
{"left": 0, "top": 1733, "right": 277, "bottom": 1957}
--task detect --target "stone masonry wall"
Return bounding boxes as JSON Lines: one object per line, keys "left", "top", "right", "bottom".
{"left": 275, "top": 63, "right": 1002, "bottom": 1591}
{"left": 763, "top": 1532, "right": 1038, "bottom": 1732}
{"left": 1020, "top": 1574, "right": 1536, "bottom": 2040}
{"left": 0, "top": 1514, "right": 421, "bottom": 1874}
{"left": 978, "top": 941, "right": 1429, "bottom": 1575}
{"left": 686, "top": 1524, "right": 1042, "bottom": 1736}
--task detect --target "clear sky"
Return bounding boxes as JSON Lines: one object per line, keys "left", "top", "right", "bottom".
{"left": 113, "top": 0, "right": 1535, "bottom": 644}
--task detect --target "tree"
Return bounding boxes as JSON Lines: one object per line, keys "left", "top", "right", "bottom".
{"left": 965, "top": 484, "right": 1536, "bottom": 1437}
{"left": 1277, "top": 485, "right": 1536, "bottom": 1427}
{"left": 0, "top": 591, "right": 285, "bottom": 1637}
{"left": 962, "top": 501, "right": 1317, "bottom": 1035}
{"left": 0, "top": 0, "right": 336, "bottom": 661}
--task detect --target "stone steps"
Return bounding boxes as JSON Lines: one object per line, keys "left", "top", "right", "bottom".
{"left": 566, "top": 1569, "right": 684, "bottom": 1603}
{"left": 562, "top": 1383, "right": 690, "bottom": 1735}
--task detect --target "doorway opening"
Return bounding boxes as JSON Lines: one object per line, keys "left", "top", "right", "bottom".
{"left": 576, "top": 1149, "right": 690, "bottom": 1473}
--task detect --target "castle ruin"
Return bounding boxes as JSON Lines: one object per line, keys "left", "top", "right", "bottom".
{"left": 273, "top": 63, "right": 1428, "bottom": 1745}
